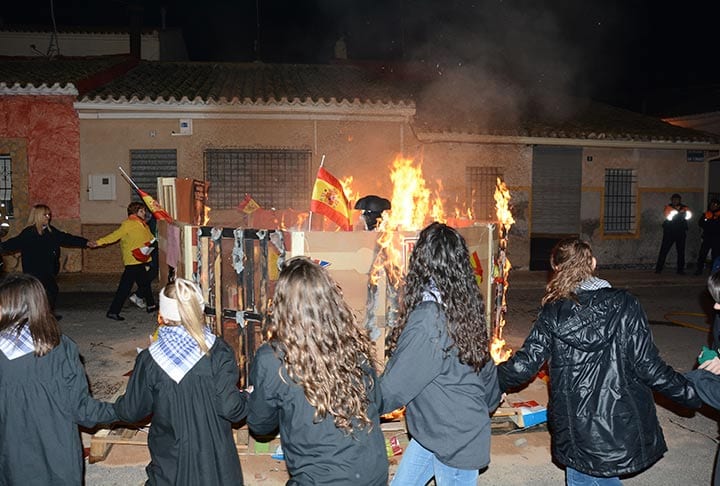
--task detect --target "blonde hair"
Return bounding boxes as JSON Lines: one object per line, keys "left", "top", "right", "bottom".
{"left": 268, "top": 257, "right": 376, "bottom": 433}
{"left": 542, "top": 239, "right": 596, "bottom": 305}
{"left": 161, "top": 279, "right": 209, "bottom": 355}
{"left": 27, "top": 205, "right": 51, "bottom": 234}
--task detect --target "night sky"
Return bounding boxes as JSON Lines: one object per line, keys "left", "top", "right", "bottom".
{"left": 2, "top": 0, "right": 719, "bottom": 112}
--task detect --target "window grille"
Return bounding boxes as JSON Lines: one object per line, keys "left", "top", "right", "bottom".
{"left": 466, "top": 166, "right": 502, "bottom": 221}
{"left": 604, "top": 168, "right": 637, "bottom": 234}
{"left": 0, "top": 155, "right": 13, "bottom": 218}
{"left": 204, "top": 149, "right": 312, "bottom": 210}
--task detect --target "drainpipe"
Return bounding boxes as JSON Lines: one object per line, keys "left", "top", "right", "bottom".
{"left": 129, "top": 4, "right": 143, "bottom": 60}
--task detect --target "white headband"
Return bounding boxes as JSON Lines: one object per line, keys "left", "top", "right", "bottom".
{"left": 159, "top": 279, "right": 204, "bottom": 322}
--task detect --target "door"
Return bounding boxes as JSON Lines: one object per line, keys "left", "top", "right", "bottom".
{"left": 530, "top": 146, "right": 582, "bottom": 270}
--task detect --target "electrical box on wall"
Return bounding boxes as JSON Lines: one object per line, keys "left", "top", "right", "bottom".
{"left": 88, "top": 174, "right": 116, "bottom": 200}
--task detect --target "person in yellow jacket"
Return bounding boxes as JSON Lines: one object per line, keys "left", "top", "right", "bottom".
{"left": 94, "top": 202, "right": 157, "bottom": 321}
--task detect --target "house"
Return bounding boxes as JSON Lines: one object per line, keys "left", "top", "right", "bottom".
{"left": 0, "top": 26, "right": 187, "bottom": 61}
{"left": 643, "top": 84, "right": 720, "bottom": 203}
{"left": 1, "top": 56, "right": 718, "bottom": 274}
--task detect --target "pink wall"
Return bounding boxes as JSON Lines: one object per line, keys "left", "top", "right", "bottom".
{"left": 0, "top": 95, "right": 81, "bottom": 219}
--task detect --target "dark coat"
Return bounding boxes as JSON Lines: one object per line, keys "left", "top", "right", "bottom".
{"left": 248, "top": 343, "right": 388, "bottom": 486}
{"left": 0, "top": 225, "right": 87, "bottom": 277}
{"left": 114, "top": 338, "right": 248, "bottom": 486}
{"left": 0, "top": 335, "right": 116, "bottom": 486}
{"left": 498, "top": 288, "right": 701, "bottom": 477}
{"left": 379, "top": 302, "right": 501, "bottom": 470}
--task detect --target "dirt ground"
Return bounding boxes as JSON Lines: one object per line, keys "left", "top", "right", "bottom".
{"left": 56, "top": 269, "right": 720, "bottom": 485}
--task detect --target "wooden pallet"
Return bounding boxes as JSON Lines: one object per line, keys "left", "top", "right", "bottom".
{"left": 90, "top": 418, "right": 408, "bottom": 463}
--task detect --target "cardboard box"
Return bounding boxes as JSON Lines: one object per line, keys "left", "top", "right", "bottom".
{"left": 510, "top": 400, "right": 547, "bottom": 428}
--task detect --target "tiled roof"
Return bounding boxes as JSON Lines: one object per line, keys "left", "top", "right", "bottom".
{"left": 80, "top": 61, "right": 416, "bottom": 107}
{"left": 414, "top": 93, "right": 720, "bottom": 144}
{"left": 0, "top": 57, "right": 717, "bottom": 144}
{"left": 0, "top": 55, "right": 130, "bottom": 91}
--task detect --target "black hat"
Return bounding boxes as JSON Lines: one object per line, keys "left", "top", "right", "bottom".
{"left": 355, "top": 195, "right": 391, "bottom": 213}
{"left": 671, "top": 193, "right": 681, "bottom": 199}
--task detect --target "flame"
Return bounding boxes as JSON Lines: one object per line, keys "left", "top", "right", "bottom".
{"left": 490, "top": 177, "right": 514, "bottom": 364}
{"left": 203, "top": 206, "right": 211, "bottom": 226}
{"left": 369, "top": 156, "right": 445, "bottom": 287}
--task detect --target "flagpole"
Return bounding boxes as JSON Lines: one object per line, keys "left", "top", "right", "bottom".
{"left": 308, "top": 154, "right": 326, "bottom": 231}
{"left": 118, "top": 166, "right": 141, "bottom": 194}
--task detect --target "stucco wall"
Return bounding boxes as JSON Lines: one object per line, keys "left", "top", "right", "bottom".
{"left": 579, "top": 147, "right": 705, "bottom": 268}
{"left": 0, "top": 95, "right": 84, "bottom": 272}
{"left": 79, "top": 114, "right": 711, "bottom": 272}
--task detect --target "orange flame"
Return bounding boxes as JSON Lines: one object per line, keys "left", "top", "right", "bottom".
{"left": 369, "top": 156, "right": 446, "bottom": 287}
{"left": 203, "top": 206, "right": 211, "bottom": 226}
{"left": 490, "top": 177, "right": 514, "bottom": 364}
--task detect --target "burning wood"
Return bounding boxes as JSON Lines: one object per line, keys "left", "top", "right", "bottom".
{"left": 491, "top": 178, "right": 514, "bottom": 364}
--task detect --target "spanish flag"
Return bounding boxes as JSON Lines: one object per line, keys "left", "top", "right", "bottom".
{"left": 310, "top": 166, "right": 351, "bottom": 231}
{"left": 139, "top": 188, "right": 173, "bottom": 223}
{"left": 238, "top": 193, "right": 261, "bottom": 214}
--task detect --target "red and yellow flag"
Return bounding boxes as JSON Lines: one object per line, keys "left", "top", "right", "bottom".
{"left": 139, "top": 188, "right": 173, "bottom": 223}
{"left": 310, "top": 166, "right": 351, "bottom": 231}
{"left": 238, "top": 193, "right": 261, "bottom": 214}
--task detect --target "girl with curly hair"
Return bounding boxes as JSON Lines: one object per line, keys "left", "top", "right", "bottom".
{"left": 248, "top": 257, "right": 388, "bottom": 485}
{"left": 114, "top": 278, "right": 249, "bottom": 485}
{"left": 380, "top": 222, "right": 501, "bottom": 485}
{"left": 499, "top": 238, "right": 701, "bottom": 485}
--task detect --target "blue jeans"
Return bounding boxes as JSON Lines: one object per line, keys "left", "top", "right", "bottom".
{"left": 391, "top": 439, "right": 478, "bottom": 486}
{"left": 566, "top": 467, "right": 622, "bottom": 485}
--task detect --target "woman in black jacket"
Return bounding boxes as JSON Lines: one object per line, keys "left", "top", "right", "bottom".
{"left": 498, "top": 238, "right": 701, "bottom": 485}
{"left": 0, "top": 204, "right": 93, "bottom": 313}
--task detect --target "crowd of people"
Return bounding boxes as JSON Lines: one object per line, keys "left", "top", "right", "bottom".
{"left": 2, "top": 213, "right": 720, "bottom": 485}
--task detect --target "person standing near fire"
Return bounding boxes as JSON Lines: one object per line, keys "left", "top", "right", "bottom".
{"left": 695, "top": 199, "right": 720, "bottom": 275}
{"left": 655, "top": 193, "right": 692, "bottom": 274}
{"left": 378, "top": 222, "right": 500, "bottom": 485}
{"left": 247, "top": 257, "right": 388, "bottom": 484}
{"left": 113, "top": 278, "right": 249, "bottom": 485}
{"left": 93, "top": 202, "right": 157, "bottom": 321}
{"left": 498, "top": 238, "right": 701, "bottom": 485}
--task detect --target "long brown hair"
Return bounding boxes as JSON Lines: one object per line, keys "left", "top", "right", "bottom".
{"left": 387, "top": 222, "right": 490, "bottom": 372}
{"left": 27, "top": 204, "right": 51, "bottom": 234}
{"left": 268, "top": 257, "right": 376, "bottom": 434}
{"left": 542, "top": 238, "right": 596, "bottom": 305}
{"left": 0, "top": 273, "right": 60, "bottom": 356}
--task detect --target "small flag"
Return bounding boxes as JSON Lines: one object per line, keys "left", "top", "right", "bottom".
{"left": 139, "top": 189, "right": 173, "bottom": 223}
{"left": 310, "top": 166, "right": 351, "bottom": 231}
{"left": 238, "top": 194, "right": 261, "bottom": 214}
{"left": 470, "top": 251, "right": 483, "bottom": 285}
{"left": 311, "top": 258, "right": 331, "bottom": 268}
{"left": 132, "top": 238, "right": 157, "bottom": 263}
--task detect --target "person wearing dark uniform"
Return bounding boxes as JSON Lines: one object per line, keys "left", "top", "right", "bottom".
{"left": 0, "top": 274, "right": 116, "bottom": 485}
{"left": 248, "top": 257, "right": 388, "bottom": 485}
{"left": 655, "top": 193, "right": 692, "bottom": 274}
{"left": 696, "top": 199, "right": 720, "bottom": 275}
{"left": 113, "top": 279, "right": 248, "bottom": 486}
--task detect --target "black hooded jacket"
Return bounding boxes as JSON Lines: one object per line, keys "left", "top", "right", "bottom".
{"left": 498, "top": 287, "right": 701, "bottom": 477}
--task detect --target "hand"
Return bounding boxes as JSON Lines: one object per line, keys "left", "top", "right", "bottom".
{"left": 87, "top": 241, "right": 98, "bottom": 248}
{"left": 699, "top": 356, "right": 720, "bottom": 375}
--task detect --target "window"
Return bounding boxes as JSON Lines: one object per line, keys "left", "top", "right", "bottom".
{"left": 0, "top": 155, "right": 12, "bottom": 218}
{"left": 130, "top": 149, "right": 177, "bottom": 201}
{"left": 604, "top": 168, "right": 637, "bottom": 234}
{"left": 204, "top": 149, "right": 312, "bottom": 210}
{"left": 466, "top": 166, "right": 502, "bottom": 221}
